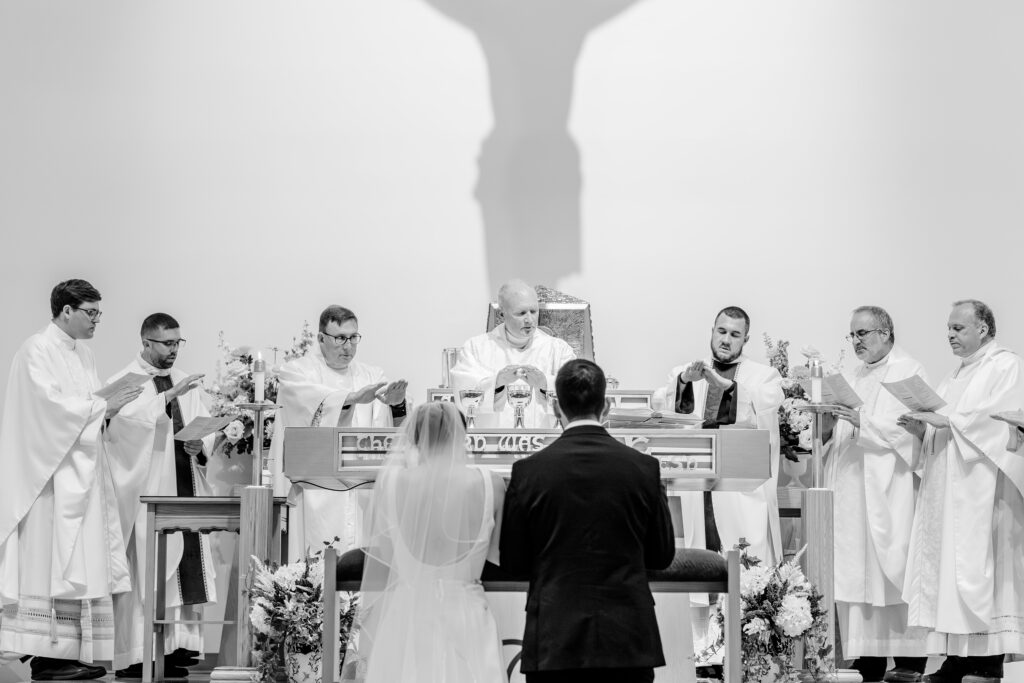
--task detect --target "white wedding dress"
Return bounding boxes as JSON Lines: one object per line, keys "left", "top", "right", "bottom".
{"left": 347, "top": 402, "right": 505, "bottom": 683}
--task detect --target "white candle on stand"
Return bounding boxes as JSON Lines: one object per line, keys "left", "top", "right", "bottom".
{"left": 253, "top": 352, "right": 266, "bottom": 403}
{"left": 809, "top": 358, "right": 823, "bottom": 403}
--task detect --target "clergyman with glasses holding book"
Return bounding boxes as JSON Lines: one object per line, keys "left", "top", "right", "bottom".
{"left": 0, "top": 279, "right": 141, "bottom": 680}
{"left": 823, "top": 306, "right": 928, "bottom": 683}
{"left": 268, "top": 305, "right": 409, "bottom": 557}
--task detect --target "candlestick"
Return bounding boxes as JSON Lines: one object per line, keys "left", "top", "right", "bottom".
{"left": 253, "top": 352, "right": 265, "bottom": 404}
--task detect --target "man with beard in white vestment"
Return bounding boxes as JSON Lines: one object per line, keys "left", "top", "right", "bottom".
{"left": 451, "top": 280, "right": 576, "bottom": 429}
{"left": 105, "top": 313, "right": 218, "bottom": 679}
{"left": 0, "top": 280, "right": 139, "bottom": 680}
{"left": 269, "top": 305, "right": 408, "bottom": 560}
{"left": 898, "top": 300, "right": 1024, "bottom": 683}
{"left": 663, "top": 306, "right": 783, "bottom": 673}
{"left": 823, "top": 307, "right": 928, "bottom": 683}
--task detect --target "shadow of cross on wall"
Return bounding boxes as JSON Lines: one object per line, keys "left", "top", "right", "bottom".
{"left": 421, "top": 0, "right": 646, "bottom": 294}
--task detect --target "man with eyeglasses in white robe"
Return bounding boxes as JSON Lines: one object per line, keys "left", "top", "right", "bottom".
{"left": 105, "top": 313, "right": 217, "bottom": 679}
{"left": 824, "top": 306, "right": 928, "bottom": 683}
{"left": 0, "top": 279, "right": 138, "bottom": 680}
{"left": 451, "top": 280, "right": 576, "bottom": 429}
{"left": 269, "top": 305, "right": 408, "bottom": 559}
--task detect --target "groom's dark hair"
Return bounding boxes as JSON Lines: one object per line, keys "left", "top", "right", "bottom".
{"left": 555, "top": 359, "right": 606, "bottom": 421}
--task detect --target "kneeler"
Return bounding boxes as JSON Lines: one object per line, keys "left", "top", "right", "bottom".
{"left": 323, "top": 546, "right": 742, "bottom": 683}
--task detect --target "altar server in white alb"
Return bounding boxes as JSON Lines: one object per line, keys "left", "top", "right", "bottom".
{"left": 664, "top": 306, "right": 782, "bottom": 669}
{"left": 824, "top": 307, "right": 927, "bottom": 683}
{"left": 0, "top": 280, "right": 139, "bottom": 681}
{"left": 451, "top": 279, "right": 576, "bottom": 429}
{"left": 899, "top": 300, "right": 1024, "bottom": 683}
{"left": 105, "top": 313, "right": 217, "bottom": 679}
{"left": 269, "top": 305, "right": 408, "bottom": 559}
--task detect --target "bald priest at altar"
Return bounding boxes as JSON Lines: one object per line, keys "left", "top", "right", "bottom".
{"left": 451, "top": 279, "right": 576, "bottom": 429}
{"left": 269, "top": 305, "right": 408, "bottom": 558}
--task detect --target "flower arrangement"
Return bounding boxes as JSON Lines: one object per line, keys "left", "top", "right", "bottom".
{"left": 702, "top": 541, "right": 833, "bottom": 682}
{"left": 249, "top": 541, "right": 359, "bottom": 683}
{"left": 207, "top": 322, "right": 316, "bottom": 457}
{"left": 763, "top": 335, "right": 844, "bottom": 462}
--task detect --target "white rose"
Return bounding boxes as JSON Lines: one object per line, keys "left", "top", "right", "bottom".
{"left": 800, "top": 345, "right": 822, "bottom": 360}
{"left": 777, "top": 593, "right": 814, "bottom": 637}
{"left": 740, "top": 565, "right": 773, "bottom": 599}
{"left": 223, "top": 420, "right": 245, "bottom": 442}
{"left": 798, "top": 428, "right": 813, "bottom": 451}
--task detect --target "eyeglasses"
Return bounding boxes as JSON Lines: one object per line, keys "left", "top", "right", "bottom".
{"left": 846, "top": 329, "right": 882, "bottom": 342}
{"left": 74, "top": 307, "right": 103, "bottom": 321}
{"left": 146, "top": 338, "right": 187, "bottom": 350}
{"left": 320, "top": 331, "right": 362, "bottom": 346}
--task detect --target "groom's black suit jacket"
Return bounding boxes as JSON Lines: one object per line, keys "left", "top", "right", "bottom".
{"left": 499, "top": 424, "right": 675, "bottom": 673}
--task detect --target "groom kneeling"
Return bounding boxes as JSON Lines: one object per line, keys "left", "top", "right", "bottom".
{"left": 500, "top": 359, "right": 676, "bottom": 683}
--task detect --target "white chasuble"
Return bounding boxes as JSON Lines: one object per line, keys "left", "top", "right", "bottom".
{"left": 664, "top": 357, "right": 784, "bottom": 574}
{"left": 0, "top": 324, "right": 130, "bottom": 662}
{"left": 451, "top": 324, "right": 576, "bottom": 429}
{"left": 105, "top": 356, "right": 218, "bottom": 668}
{"left": 903, "top": 342, "right": 1024, "bottom": 657}
{"left": 823, "top": 346, "right": 927, "bottom": 657}
{"left": 269, "top": 350, "right": 393, "bottom": 560}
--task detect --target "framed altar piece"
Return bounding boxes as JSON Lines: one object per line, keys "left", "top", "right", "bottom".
{"left": 485, "top": 285, "right": 595, "bottom": 360}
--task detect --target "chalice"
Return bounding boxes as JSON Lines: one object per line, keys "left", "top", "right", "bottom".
{"left": 458, "top": 388, "right": 485, "bottom": 429}
{"left": 506, "top": 381, "right": 533, "bottom": 430}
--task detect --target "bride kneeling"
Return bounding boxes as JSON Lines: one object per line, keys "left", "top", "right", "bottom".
{"left": 354, "top": 401, "right": 507, "bottom": 683}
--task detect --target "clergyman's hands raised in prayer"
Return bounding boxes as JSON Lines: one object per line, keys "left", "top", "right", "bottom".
{"left": 166, "top": 373, "right": 205, "bottom": 404}
{"left": 376, "top": 380, "right": 409, "bottom": 406}
{"left": 700, "top": 363, "right": 733, "bottom": 391}
{"left": 679, "top": 362, "right": 705, "bottom": 384}
{"left": 345, "top": 382, "right": 387, "bottom": 407}
{"left": 105, "top": 385, "right": 145, "bottom": 419}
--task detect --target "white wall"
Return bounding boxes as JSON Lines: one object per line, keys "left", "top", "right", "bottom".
{"left": 2, "top": 1, "right": 1023, "bottom": 412}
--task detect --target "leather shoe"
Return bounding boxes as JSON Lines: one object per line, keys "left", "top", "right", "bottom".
{"left": 30, "top": 658, "right": 106, "bottom": 681}
{"left": 923, "top": 673, "right": 962, "bottom": 683}
{"left": 962, "top": 677, "right": 1001, "bottom": 683}
{"left": 884, "top": 669, "right": 924, "bottom": 683}
{"left": 115, "top": 662, "right": 189, "bottom": 679}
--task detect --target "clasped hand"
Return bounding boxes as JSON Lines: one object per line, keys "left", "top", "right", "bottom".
{"left": 496, "top": 365, "right": 547, "bottom": 392}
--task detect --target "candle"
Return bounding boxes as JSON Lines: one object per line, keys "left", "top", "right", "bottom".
{"left": 809, "top": 358, "right": 823, "bottom": 403}
{"left": 253, "top": 352, "right": 266, "bottom": 403}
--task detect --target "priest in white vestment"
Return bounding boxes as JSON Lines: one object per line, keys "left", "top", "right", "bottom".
{"left": 105, "top": 313, "right": 218, "bottom": 677}
{"left": 663, "top": 306, "right": 783, "bottom": 670}
{"left": 269, "top": 305, "right": 408, "bottom": 560}
{"left": 824, "top": 307, "right": 927, "bottom": 683}
{"left": 451, "top": 280, "right": 576, "bottom": 429}
{"left": 899, "top": 300, "right": 1024, "bottom": 683}
{"left": 0, "top": 280, "right": 138, "bottom": 680}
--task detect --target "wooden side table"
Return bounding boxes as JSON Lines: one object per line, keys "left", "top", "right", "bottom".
{"left": 140, "top": 495, "right": 287, "bottom": 683}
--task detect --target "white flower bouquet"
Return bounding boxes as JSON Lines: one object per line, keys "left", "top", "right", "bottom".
{"left": 764, "top": 335, "right": 844, "bottom": 462}
{"left": 248, "top": 542, "right": 358, "bottom": 682}
{"left": 206, "top": 322, "right": 315, "bottom": 457}
{"left": 703, "top": 542, "right": 834, "bottom": 682}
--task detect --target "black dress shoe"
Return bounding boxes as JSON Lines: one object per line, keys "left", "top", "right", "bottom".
{"left": 961, "top": 677, "right": 1000, "bottom": 683}
{"left": 884, "top": 668, "right": 924, "bottom": 683}
{"left": 29, "top": 658, "right": 106, "bottom": 681}
{"left": 166, "top": 649, "right": 199, "bottom": 667}
{"left": 115, "top": 662, "right": 189, "bottom": 679}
